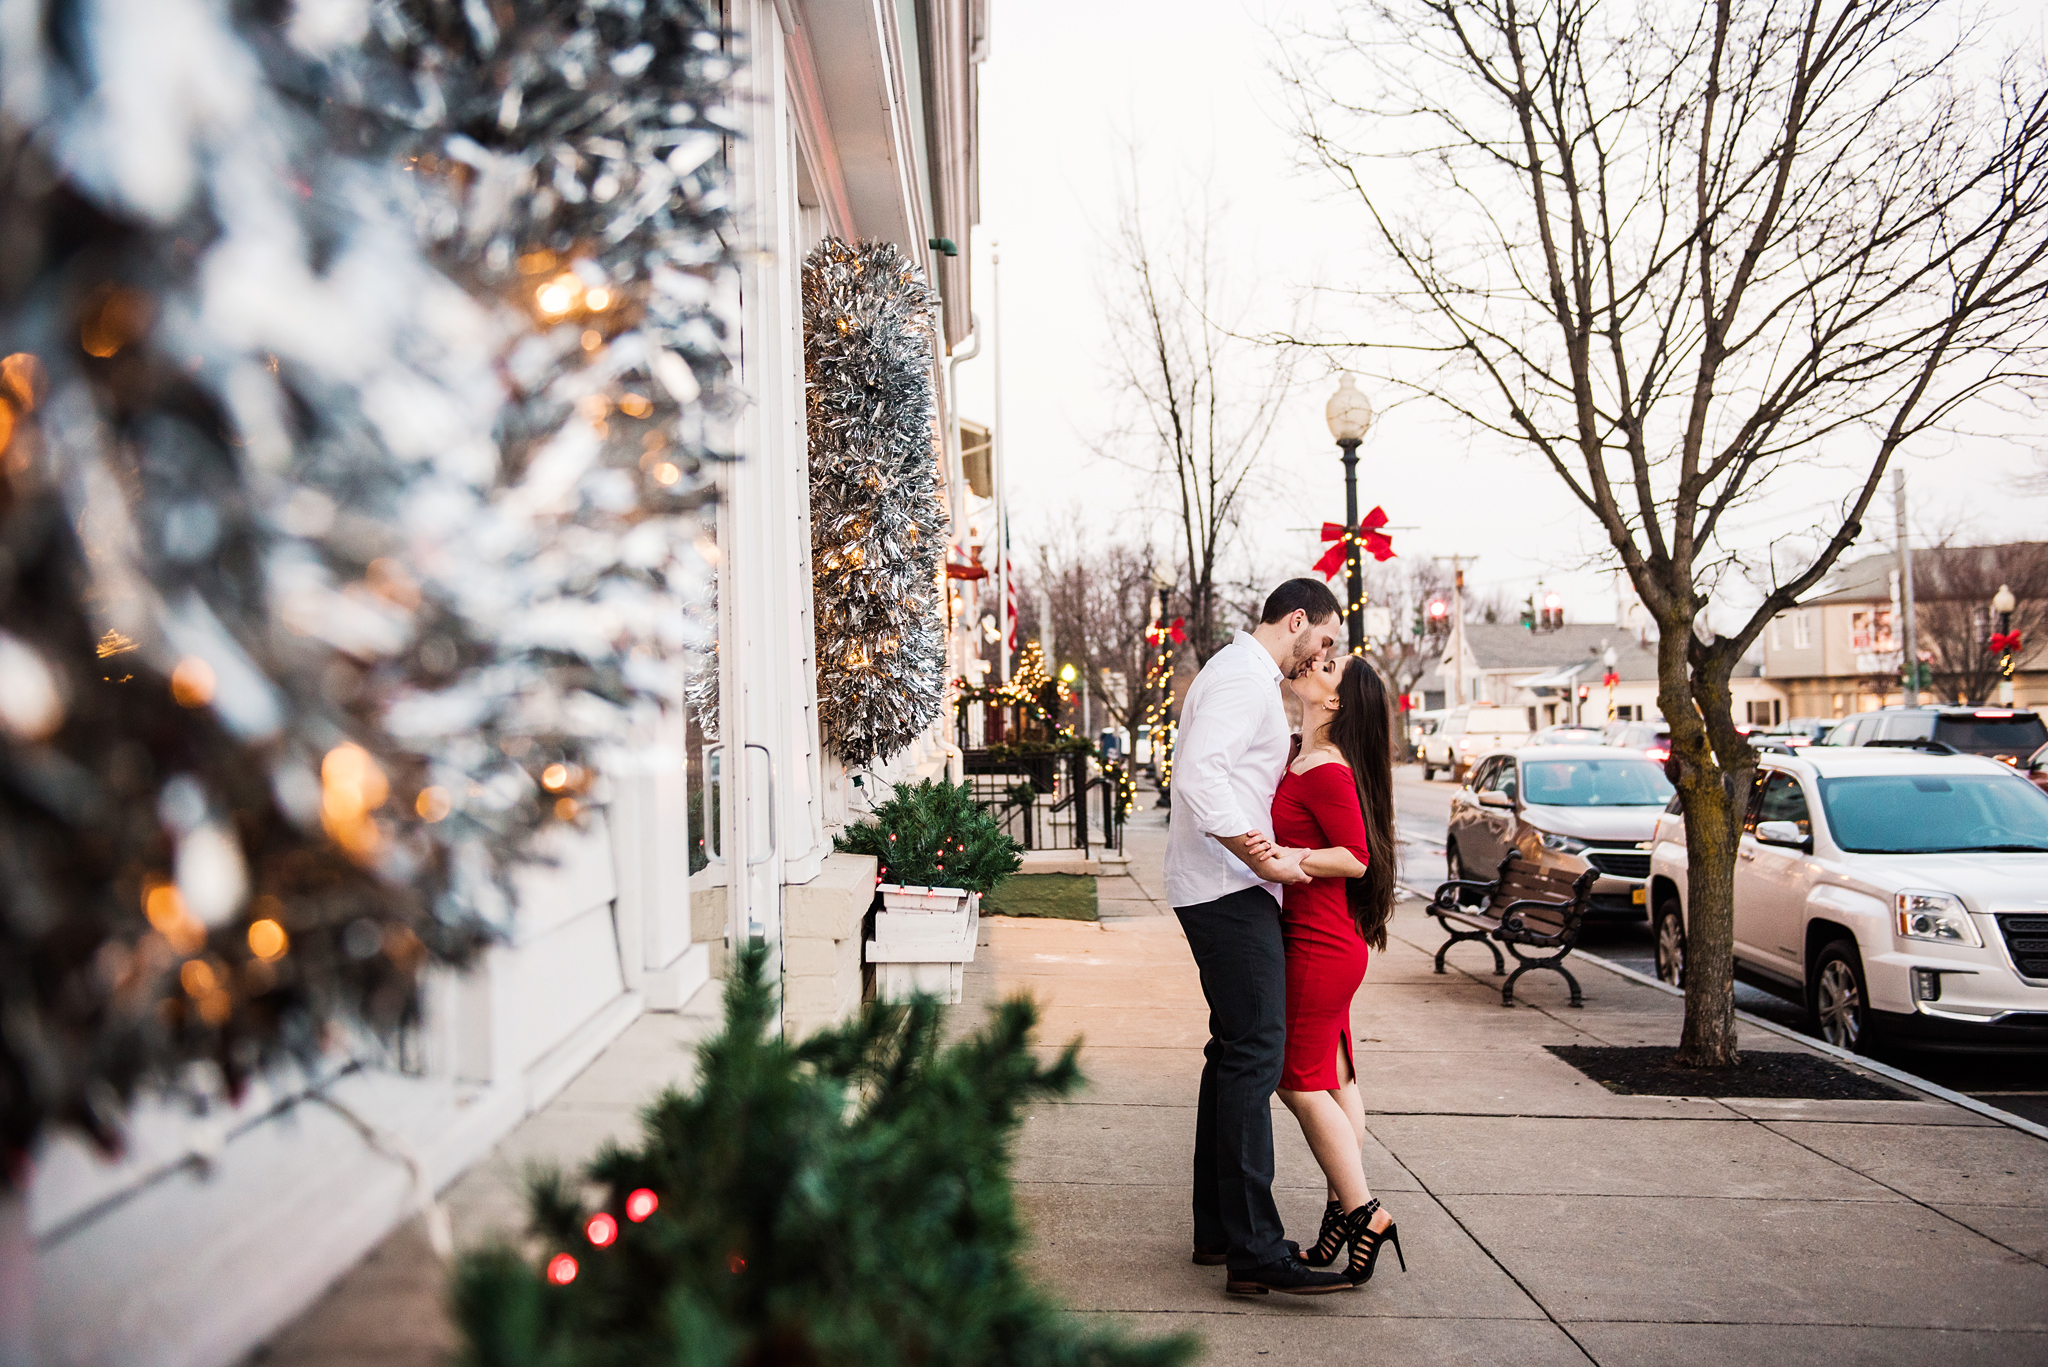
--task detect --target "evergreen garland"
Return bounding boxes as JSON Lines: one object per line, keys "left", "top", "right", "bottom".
{"left": 834, "top": 778, "right": 1022, "bottom": 892}
{"left": 0, "top": 0, "right": 732, "bottom": 1162}
{"left": 451, "top": 944, "right": 1197, "bottom": 1367}
{"left": 803, "top": 238, "right": 949, "bottom": 768}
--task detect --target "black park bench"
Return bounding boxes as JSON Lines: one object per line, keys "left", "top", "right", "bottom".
{"left": 1429, "top": 849, "right": 1598, "bottom": 1008}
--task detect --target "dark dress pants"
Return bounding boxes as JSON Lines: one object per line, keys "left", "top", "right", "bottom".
{"left": 1175, "top": 884, "right": 1288, "bottom": 1269}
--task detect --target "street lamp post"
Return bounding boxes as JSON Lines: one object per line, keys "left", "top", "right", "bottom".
{"left": 1326, "top": 375, "right": 1376, "bottom": 656}
{"left": 1994, "top": 583, "right": 2018, "bottom": 705}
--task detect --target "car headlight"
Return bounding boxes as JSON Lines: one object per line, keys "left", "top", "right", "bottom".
{"left": 1894, "top": 890, "right": 1982, "bottom": 948}
{"left": 1540, "top": 832, "right": 1589, "bottom": 855}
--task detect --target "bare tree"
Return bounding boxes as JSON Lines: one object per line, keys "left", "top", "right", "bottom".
{"left": 1032, "top": 534, "right": 1173, "bottom": 739}
{"left": 1362, "top": 558, "right": 1454, "bottom": 703}
{"left": 1913, "top": 541, "right": 2048, "bottom": 703}
{"left": 1097, "top": 185, "right": 1297, "bottom": 664}
{"left": 1285, "top": 0, "right": 2048, "bottom": 1065}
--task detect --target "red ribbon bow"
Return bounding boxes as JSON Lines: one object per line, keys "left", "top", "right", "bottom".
{"left": 1312, "top": 507, "right": 1396, "bottom": 580}
{"left": 1991, "top": 629, "right": 2023, "bottom": 654}
{"left": 1146, "top": 617, "right": 1187, "bottom": 646}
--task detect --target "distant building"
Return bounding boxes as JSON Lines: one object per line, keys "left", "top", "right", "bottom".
{"left": 1425, "top": 622, "right": 1784, "bottom": 729}
{"left": 1762, "top": 545, "right": 2047, "bottom": 716}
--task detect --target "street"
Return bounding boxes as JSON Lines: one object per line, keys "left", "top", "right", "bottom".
{"left": 1392, "top": 765, "right": 2048, "bottom": 1127}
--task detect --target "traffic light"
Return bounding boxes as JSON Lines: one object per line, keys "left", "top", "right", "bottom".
{"left": 1520, "top": 595, "right": 1536, "bottom": 632}
{"left": 1542, "top": 591, "right": 1563, "bottom": 631}
{"left": 1427, "top": 599, "right": 1448, "bottom": 626}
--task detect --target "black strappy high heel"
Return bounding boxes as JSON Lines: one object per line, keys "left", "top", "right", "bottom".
{"left": 1300, "top": 1198, "right": 1346, "bottom": 1267}
{"left": 1344, "top": 1198, "right": 1406, "bottom": 1285}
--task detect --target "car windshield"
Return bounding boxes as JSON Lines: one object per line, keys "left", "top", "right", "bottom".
{"left": 1521, "top": 758, "right": 1675, "bottom": 806}
{"left": 1817, "top": 772, "right": 2048, "bottom": 853}
{"left": 1931, "top": 715, "right": 2048, "bottom": 758}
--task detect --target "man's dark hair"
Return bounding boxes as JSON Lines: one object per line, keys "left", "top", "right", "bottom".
{"left": 1259, "top": 577, "right": 1342, "bottom": 625}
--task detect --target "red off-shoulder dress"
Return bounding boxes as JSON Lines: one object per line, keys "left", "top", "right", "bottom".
{"left": 1270, "top": 761, "right": 1373, "bottom": 1091}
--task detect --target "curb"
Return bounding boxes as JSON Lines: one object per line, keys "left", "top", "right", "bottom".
{"left": 1573, "top": 947, "right": 2048, "bottom": 1144}
{"left": 1394, "top": 881, "right": 2048, "bottom": 1144}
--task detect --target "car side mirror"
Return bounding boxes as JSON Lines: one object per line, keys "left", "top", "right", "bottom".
{"left": 1478, "top": 790, "right": 1514, "bottom": 809}
{"left": 1755, "top": 820, "right": 1811, "bottom": 852}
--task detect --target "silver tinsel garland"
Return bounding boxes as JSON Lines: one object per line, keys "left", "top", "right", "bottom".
{"left": 803, "top": 239, "right": 948, "bottom": 768}
{"left": 0, "top": 0, "right": 732, "bottom": 1158}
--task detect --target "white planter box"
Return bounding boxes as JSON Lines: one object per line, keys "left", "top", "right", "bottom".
{"left": 867, "top": 885, "right": 981, "bottom": 1003}
{"left": 872, "top": 959, "right": 965, "bottom": 1003}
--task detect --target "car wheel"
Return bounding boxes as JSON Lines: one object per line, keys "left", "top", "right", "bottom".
{"left": 1421, "top": 761, "right": 1435, "bottom": 781}
{"left": 1809, "top": 940, "right": 1870, "bottom": 1053}
{"left": 1653, "top": 897, "right": 1685, "bottom": 988}
{"left": 1447, "top": 843, "right": 1481, "bottom": 906}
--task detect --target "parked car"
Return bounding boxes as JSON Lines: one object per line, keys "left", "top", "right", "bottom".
{"left": 1646, "top": 745, "right": 2048, "bottom": 1052}
{"left": 2028, "top": 742, "right": 2048, "bottom": 795}
{"left": 1419, "top": 703, "right": 1532, "bottom": 782}
{"left": 1447, "top": 746, "right": 1674, "bottom": 919}
{"left": 1818, "top": 705, "right": 2048, "bottom": 765}
{"left": 1528, "top": 725, "right": 1606, "bottom": 746}
{"left": 1764, "top": 717, "right": 1836, "bottom": 747}
{"left": 1602, "top": 719, "right": 1671, "bottom": 763}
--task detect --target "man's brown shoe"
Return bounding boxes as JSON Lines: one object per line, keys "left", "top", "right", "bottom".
{"left": 1224, "top": 1254, "right": 1353, "bottom": 1296}
{"left": 1194, "top": 1239, "right": 1295, "bottom": 1267}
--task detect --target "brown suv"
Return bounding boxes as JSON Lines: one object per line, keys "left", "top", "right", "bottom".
{"left": 1822, "top": 705, "right": 2047, "bottom": 765}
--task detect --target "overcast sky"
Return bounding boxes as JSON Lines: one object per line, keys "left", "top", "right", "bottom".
{"left": 946, "top": 0, "right": 2048, "bottom": 632}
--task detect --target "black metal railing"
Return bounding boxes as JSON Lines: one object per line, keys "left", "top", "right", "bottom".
{"left": 961, "top": 748, "right": 1125, "bottom": 856}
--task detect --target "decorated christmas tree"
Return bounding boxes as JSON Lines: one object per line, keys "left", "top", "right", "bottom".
{"left": 451, "top": 945, "right": 1197, "bottom": 1367}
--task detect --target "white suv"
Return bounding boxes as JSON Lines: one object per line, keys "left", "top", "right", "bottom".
{"left": 1420, "top": 704, "right": 1531, "bottom": 783}
{"left": 1646, "top": 747, "right": 2048, "bottom": 1052}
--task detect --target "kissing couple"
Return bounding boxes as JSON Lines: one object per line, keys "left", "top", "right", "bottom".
{"left": 1165, "top": 578, "right": 1406, "bottom": 1296}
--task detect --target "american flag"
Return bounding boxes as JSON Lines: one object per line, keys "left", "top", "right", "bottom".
{"left": 1004, "top": 554, "right": 1017, "bottom": 651}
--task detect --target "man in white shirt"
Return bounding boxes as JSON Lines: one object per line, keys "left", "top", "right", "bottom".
{"left": 1168, "top": 578, "right": 1349, "bottom": 1296}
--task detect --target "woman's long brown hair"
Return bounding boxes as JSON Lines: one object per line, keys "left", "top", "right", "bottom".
{"left": 1327, "top": 656, "right": 1398, "bottom": 950}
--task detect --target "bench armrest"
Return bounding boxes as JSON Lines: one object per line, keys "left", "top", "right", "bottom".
{"left": 1496, "top": 896, "right": 1587, "bottom": 947}
{"left": 1429, "top": 876, "right": 1499, "bottom": 909}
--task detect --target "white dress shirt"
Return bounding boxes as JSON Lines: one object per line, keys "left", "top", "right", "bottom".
{"left": 1165, "top": 631, "right": 1291, "bottom": 908}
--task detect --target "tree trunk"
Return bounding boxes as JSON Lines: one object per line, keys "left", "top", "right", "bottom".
{"left": 1657, "top": 618, "right": 1750, "bottom": 1068}
{"left": 1675, "top": 764, "right": 1741, "bottom": 1066}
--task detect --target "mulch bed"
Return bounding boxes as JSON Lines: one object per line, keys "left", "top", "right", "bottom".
{"left": 981, "top": 874, "right": 1099, "bottom": 921}
{"left": 1546, "top": 1045, "right": 1910, "bottom": 1100}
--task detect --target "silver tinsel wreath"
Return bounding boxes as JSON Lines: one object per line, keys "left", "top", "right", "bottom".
{"left": 803, "top": 239, "right": 948, "bottom": 768}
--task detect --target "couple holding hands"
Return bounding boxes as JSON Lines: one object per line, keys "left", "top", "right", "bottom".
{"left": 1165, "top": 578, "right": 1405, "bottom": 1297}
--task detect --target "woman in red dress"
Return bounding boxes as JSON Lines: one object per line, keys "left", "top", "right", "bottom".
{"left": 1269, "top": 654, "right": 1404, "bottom": 1285}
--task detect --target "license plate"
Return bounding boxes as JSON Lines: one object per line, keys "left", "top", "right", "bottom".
{"left": 1632, "top": 887, "right": 1646, "bottom": 904}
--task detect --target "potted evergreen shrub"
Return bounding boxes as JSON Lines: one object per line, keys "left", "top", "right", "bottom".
{"left": 834, "top": 779, "right": 1021, "bottom": 1003}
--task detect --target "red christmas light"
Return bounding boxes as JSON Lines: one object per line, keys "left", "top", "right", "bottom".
{"left": 625, "top": 1188, "right": 659, "bottom": 1222}
{"left": 585, "top": 1212, "right": 618, "bottom": 1247}
{"left": 546, "top": 1252, "right": 578, "bottom": 1285}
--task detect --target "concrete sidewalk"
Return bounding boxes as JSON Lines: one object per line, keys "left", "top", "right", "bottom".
{"left": 975, "top": 897, "right": 2048, "bottom": 1364}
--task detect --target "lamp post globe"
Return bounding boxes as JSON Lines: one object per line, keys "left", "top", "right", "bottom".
{"left": 1326, "top": 374, "right": 1375, "bottom": 655}
{"left": 1326, "top": 373, "right": 1375, "bottom": 444}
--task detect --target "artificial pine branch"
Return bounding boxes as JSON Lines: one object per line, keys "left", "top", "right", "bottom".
{"left": 452, "top": 945, "right": 1197, "bottom": 1367}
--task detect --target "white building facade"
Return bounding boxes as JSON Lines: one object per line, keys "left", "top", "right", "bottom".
{"left": 21, "top": 5, "right": 986, "bottom": 1365}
